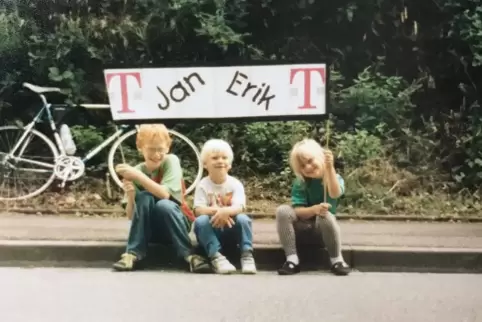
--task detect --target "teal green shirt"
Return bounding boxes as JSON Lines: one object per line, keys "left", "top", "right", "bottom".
{"left": 291, "top": 174, "right": 345, "bottom": 214}
{"left": 121, "top": 154, "right": 183, "bottom": 206}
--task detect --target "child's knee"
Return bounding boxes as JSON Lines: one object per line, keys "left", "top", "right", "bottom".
{"left": 235, "top": 214, "right": 251, "bottom": 227}
{"left": 135, "top": 190, "right": 154, "bottom": 204}
{"left": 317, "top": 212, "right": 338, "bottom": 228}
{"left": 154, "top": 199, "right": 177, "bottom": 213}
{"left": 276, "top": 205, "right": 295, "bottom": 222}
{"left": 194, "top": 215, "right": 211, "bottom": 231}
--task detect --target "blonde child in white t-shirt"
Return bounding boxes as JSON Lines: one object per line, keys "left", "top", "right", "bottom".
{"left": 193, "top": 139, "right": 256, "bottom": 275}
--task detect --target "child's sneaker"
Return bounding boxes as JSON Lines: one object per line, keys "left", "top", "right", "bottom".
{"left": 211, "top": 253, "right": 236, "bottom": 274}
{"left": 112, "top": 253, "right": 139, "bottom": 271}
{"left": 241, "top": 250, "right": 257, "bottom": 274}
{"left": 189, "top": 254, "right": 212, "bottom": 273}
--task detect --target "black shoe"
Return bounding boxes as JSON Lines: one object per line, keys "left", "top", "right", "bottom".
{"left": 277, "top": 261, "right": 301, "bottom": 275}
{"left": 330, "top": 261, "right": 351, "bottom": 276}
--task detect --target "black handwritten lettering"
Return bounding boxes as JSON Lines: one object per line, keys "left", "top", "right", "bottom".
{"left": 156, "top": 72, "right": 206, "bottom": 110}
{"left": 170, "top": 82, "right": 190, "bottom": 102}
{"left": 226, "top": 71, "right": 275, "bottom": 110}
{"left": 252, "top": 83, "right": 265, "bottom": 102}
{"left": 226, "top": 71, "right": 247, "bottom": 96}
{"left": 184, "top": 73, "right": 205, "bottom": 92}
{"left": 157, "top": 87, "right": 170, "bottom": 110}
{"left": 242, "top": 82, "right": 257, "bottom": 98}
{"left": 257, "top": 85, "right": 275, "bottom": 110}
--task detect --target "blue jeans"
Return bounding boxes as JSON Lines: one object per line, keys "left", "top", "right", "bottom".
{"left": 194, "top": 214, "right": 253, "bottom": 258}
{"left": 126, "top": 191, "right": 192, "bottom": 260}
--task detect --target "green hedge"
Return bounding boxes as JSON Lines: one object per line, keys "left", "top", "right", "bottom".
{"left": 0, "top": 0, "right": 480, "bottom": 191}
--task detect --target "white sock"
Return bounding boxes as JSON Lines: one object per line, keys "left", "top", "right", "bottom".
{"left": 287, "top": 254, "right": 299, "bottom": 265}
{"left": 330, "top": 255, "right": 345, "bottom": 265}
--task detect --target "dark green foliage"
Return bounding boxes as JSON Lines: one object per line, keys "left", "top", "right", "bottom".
{"left": 0, "top": 0, "right": 480, "bottom": 196}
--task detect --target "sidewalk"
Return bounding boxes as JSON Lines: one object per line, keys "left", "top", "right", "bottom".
{"left": 1, "top": 213, "right": 481, "bottom": 273}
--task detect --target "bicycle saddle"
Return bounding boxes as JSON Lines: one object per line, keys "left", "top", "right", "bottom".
{"left": 23, "top": 82, "right": 63, "bottom": 94}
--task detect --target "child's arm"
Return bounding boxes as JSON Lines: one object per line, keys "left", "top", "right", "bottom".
{"left": 124, "top": 196, "right": 135, "bottom": 220}
{"left": 195, "top": 206, "right": 218, "bottom": 216}
{"left": 209, "top": 179, "right": 244, "bottom": 228}
{"left": 138, "top": 155, "right": 183, "bottom": 201}
{"left": 324, "top": 168, "right": 343, "bottom": 199}
{"left": 294, "top": 206, "right": 319, "bottom": 219}
{"left": 120, "top": 179, "right": 136, "bottom": 220}
{"left": 135, "top": 173, "right": 171, "bottom": 199}
{"left": 323, "top": 150, "right": 343, "bottom": 199}
{"left": 220, "top": 205, "right": 244, "bottom": 217}
{"left": 116, "top": 163, "right": 172, "bottom": 200}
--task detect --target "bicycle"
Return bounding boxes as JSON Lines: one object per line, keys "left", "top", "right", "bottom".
{"left": 0, "top": 82, "right": 203, "bottom": 201}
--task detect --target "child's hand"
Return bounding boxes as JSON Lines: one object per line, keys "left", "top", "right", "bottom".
{"left": 116, "top": 164, "right": 141, "bottom": 181}
{"left": 313, "top": 203, "right": 332, "bottom": 216}
{"left": 210, "top": 208, "right": 234, "bottom": 228}
{"left": 324, "top": 149, "right": 334, "bottom": 170}
{"left": 123, "top": 179, "right": 135, "bottom": 200}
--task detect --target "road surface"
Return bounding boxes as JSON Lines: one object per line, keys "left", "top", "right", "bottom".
{"left": 1, "top": 268, "right": 481, "bottom": 322}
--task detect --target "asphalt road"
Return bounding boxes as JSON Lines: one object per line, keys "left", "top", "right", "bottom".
{"left": 1, "top": 268, "right": 481, "bottom": 322}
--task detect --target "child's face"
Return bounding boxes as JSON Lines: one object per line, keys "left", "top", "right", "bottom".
{"left": 139, "top": 139, "right": 169, "bottom": 171}
{"left": 299, "top": 152, "right": 324, "bottom": 178}
{"left": 204, "top": 151, "right": 231, "bottom": 176}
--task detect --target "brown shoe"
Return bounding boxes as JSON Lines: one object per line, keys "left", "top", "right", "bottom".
{"left": 112, "top": 253, "right": 139, "bottom": 272}
{"left": 189, "top": 254, "right": 212, "bottom": 273}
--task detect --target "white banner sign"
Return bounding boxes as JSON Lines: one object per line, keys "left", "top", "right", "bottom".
{"left": 104, "top": 63, "right": 327, "bottom": 121}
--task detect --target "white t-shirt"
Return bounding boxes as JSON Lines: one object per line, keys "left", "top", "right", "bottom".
{"left": 193, "top": 175, "right": 246, "bottom": 210}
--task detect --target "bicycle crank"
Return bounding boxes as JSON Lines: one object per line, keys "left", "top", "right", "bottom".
{"left": 53, "top": 156, "right": 85, "bottom": 188}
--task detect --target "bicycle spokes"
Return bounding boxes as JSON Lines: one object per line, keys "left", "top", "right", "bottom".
{"left": 0, "top": 127, "right": 57, "bottom": 201}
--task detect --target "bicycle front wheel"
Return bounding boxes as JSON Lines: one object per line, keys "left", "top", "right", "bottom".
{"left": 0, "top": 125, "right": 59, "bottom": 201}
{"left": 107, "top": 128, "right": 203, "bottom": 196}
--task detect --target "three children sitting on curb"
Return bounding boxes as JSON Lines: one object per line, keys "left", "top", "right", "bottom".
{"left": 114, "top": 123, "right": 350, "bottom": 276}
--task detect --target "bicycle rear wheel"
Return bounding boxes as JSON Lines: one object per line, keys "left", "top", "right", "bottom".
{"left": 0, "top": 125, "right": 59, "bottom": 201}
{"left": 107, "top": 128, "right": 203, "bottom": 196}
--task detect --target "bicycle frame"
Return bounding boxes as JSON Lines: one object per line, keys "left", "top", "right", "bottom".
{"left": 7, "top": 92, "right": 134, "bottom": 166}
{"left": 80, "top": 125, "right": 131, "bottom": 164}
{"left": 2, "top": 84, "right": 203, "bottom": 199}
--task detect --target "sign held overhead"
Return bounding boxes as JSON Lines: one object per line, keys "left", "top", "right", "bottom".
{"left": 104, "top": 63, "right": 327, "bottom": 122}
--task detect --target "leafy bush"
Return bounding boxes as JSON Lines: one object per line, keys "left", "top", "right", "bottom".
{"left": 0, "top": 0, "right": 481, "bottom": 214}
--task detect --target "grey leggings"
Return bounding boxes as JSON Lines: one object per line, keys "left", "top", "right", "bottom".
{"left": 275, "top": 204, "right": 342, "bottom": 258}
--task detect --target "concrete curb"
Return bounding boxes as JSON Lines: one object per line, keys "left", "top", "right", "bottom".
{"left": 1, "top": 240, "right": 481, "bottom": 273}
{"left": 4, "top": 208, "right": 482, "bottom": 222}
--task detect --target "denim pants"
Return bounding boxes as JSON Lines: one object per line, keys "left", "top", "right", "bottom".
{"left": 194, "top": 214, "right": 253, "bottom": 258}
{"left": 126, "top": 191, "right": 192, "bottom": 260}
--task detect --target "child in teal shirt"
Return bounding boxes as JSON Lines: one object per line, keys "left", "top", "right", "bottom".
{"left": 276, "top": 138, "right": 351, "bottom": 276}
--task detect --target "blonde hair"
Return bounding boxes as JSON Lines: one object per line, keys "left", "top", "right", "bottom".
{"left": 200, "top": 139, "right": 234, "bottom": 164}
{"left": 136, "top": 124, "right": 172, "bottom": 149}
{"left": 289, "top": 138, "right": 325, "bottom": 180}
